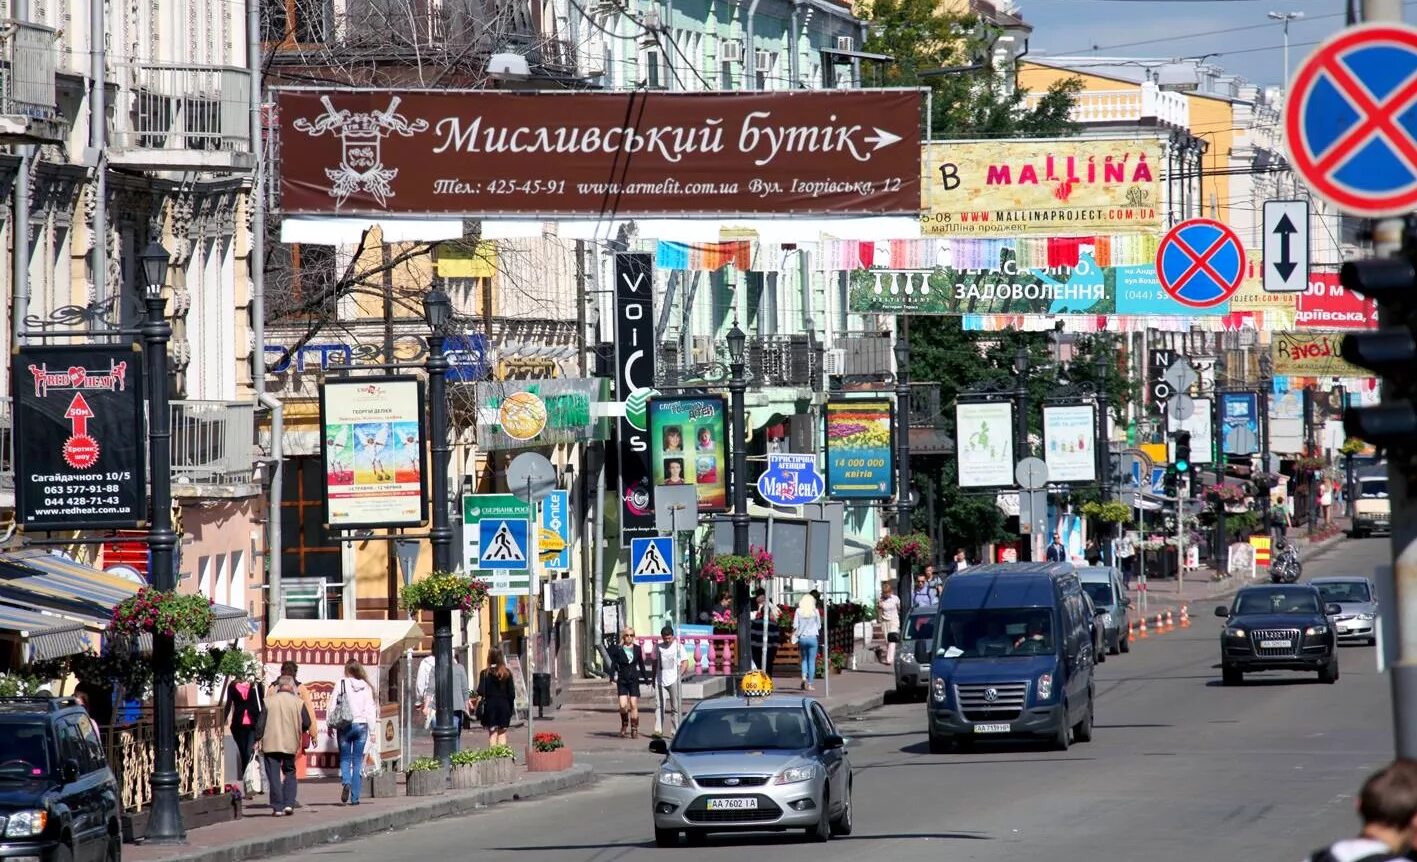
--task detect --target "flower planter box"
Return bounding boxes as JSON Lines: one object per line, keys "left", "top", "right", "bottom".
{"left": 449, "top": 758, "right": 515, "bottom": 790}
{"left": 525, "top": 747, "right": 573, "bottom": 773}
{"left": 365, "top": 770, "right": 398, "bottom": 798}
{"left": 406, "top": 767, "right": 447, "bottom": 797}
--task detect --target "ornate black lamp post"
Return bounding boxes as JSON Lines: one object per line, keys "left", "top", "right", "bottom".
{"left": 422, "top": 282, "right": 457, "bottom": 765}
{"left": 140, "top": 240, "right": 185, "bottom": 844}
{"left": 726, "top": 324, "right": 752, "bottom": 673}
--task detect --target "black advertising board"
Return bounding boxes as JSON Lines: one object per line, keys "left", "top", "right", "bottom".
{"left": 615, "top": 252, "right": 656, "bottom": 542}
{"left": 13, "top": 344, "right": 147, "bottom": 530}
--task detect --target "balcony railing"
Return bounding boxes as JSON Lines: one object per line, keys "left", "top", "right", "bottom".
{"left": 111, "top": 63, "right": 253, "bottom": 169}
{"left": 656, "top": 335, "right": 822, "bottom": 390}
{"left": 831, "top": 333, "right": 893, "bottom": 379}
{"left": 1026, "top": 81, "right": 1189, "bottom": 129}
{"left": 0, "top": 20, "right": 62, "bottom": 142}
{"left": 171, "top": 400, "right": 256, "bottom": 489}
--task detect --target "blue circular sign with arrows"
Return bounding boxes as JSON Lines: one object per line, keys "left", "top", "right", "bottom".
{"left": 1154, "top": 218, "right": 1244, "bottom": 309}
{"left": 756, "top": 454, "right": 825, "bottom": 506}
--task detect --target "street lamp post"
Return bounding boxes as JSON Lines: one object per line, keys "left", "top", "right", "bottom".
{"left": 140, "top": 240, "right": 185, "bottom": 844}
{"left": 895, "top": 319, "right": 914, "bottom": 605}
{"left": 422, "top": 283, "right": 457, "bottom": 766}
{"left": 1014, "top": 347, "right": 1032, "bottom": 562}
{"left": 727, "top": 324, "right": 752, "bottom": 673}
{"left": 1095, "top": 353, "right": 1113, "bottom": 566}
{"left": 1268, "top": 11, "right": 1305, "bottom": 85}
{"left": 1259, "top": 353, "right": 1274, "bottom": 536}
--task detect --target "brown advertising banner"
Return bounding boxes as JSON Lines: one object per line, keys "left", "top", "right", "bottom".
{"left": 275, "top": 89, "right": 922, "bottom": 217}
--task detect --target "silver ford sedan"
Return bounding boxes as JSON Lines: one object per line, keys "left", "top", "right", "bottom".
{"left": 648, "top": 694, "right": 853, "bottom": 846}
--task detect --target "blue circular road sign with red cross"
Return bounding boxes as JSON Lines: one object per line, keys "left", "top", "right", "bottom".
{"left": 1154, "top": 218, "right": 1245, "bottom": 309}
{"left": 1286, "top": 23, "right": 1417, "bottom": 217}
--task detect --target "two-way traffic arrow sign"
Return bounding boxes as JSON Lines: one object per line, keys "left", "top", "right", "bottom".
{"left": 1263, "top": 199, "right": 1309, "bottom": 293}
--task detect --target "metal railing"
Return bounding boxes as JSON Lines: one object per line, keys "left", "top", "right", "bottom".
{"left": 114, "top": 63, "right": 252, "bottom": 152}
{"left": 104, "top": 706, "right": 226, "bottom": 812}
{"left": 747, "top": 334, "right": 821, "bottom": 390}
{"left": 1, "top": 20, "right": 57, "bottom": 119}
{"left": 837, "top": 333, "right": 893, "bottom": 378}
{"left": 171, "top": 400, "right": 256, "bottom": 487}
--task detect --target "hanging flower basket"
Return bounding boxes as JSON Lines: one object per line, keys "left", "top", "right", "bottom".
{"left": 1203, "top": 484, "right": 1249, "bottom": 508}
{"left": 700, "top": 547, "right": 774, "bottom": 584}
{"left": 109, "top": 588, "right": 214, "bottom": 640}
{"left": 400, "top": 571, "right": 491, "bottom": 613}
{"left": 1081, "top": 500, "right": 1133, "bottom": 525}
{"left": 875, "top": 532, "right": 932, "bottom": 563}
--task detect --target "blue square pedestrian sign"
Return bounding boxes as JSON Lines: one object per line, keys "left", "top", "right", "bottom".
{"left": 630, "top": 536, "right": 676, "bottom": 585}
{"left": 478, "top": 518, "right": 530, "bottom": 570}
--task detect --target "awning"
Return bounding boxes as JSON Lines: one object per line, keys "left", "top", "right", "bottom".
{"left": 0, "top": 604, "right": 89, "bottom": 661}
{"left": 0, "top": 550, "right": 253, "bottom": 647}
{"left": 266, "top": 618, "right": 424, "bottom": 653}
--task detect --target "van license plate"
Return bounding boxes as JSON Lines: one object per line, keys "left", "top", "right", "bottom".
{"left": 707, "top": 798, "right": 757, "bottom": 810}
{"left": 1260, "top": 639, "right": 1292, "bottom": 649}
{"left": 973, "top": 723, "right": 1010, "bottom": 733}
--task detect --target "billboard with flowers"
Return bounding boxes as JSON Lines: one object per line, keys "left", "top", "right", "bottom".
{"left": 824, "top": 398, "right": 895, "bottom": 500}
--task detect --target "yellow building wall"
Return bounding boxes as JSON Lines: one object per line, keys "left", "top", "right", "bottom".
{"left": 1018, "top": 61, "right": 1238, "bottom": 226}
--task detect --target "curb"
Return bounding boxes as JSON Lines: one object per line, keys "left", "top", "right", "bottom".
{"left": 133, "top": 765, "right": 594, "bottom": 862}
{"left": 1149, "top": 530, "right": 1354, "bottom": 611}
{"left": 824, "top": 688, "right": 887, "bottom": 721}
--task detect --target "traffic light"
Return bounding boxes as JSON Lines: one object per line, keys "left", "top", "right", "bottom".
{"left": 1164, "top": 465, "right": 1179, "bottom": 498}
{"left": 1339, "top": 253, "right": 1417, "bottom": 451}
{"left": 1174, "top": 431, "right": 1192, "bottom": 474}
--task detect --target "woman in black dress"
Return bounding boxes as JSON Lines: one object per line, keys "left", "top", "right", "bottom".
{"left": 608, "top": 628, "right": 647, "bottom": 738}
{"left": 475, "top": 648, "right": 516, "bottom": 747}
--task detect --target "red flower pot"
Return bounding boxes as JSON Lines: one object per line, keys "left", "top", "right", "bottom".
{"left": 525, "top": 747, "right": 573, "bottom": 772}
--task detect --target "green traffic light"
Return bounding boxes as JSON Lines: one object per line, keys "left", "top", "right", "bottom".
{"left": 1176, "top": 459, "right": 1190, "bottom": 472}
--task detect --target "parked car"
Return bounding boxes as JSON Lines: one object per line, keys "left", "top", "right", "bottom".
{"left": 0, "top": 697, "right": 122, "bottom": 862}
{"left": 1077, "top": 566, "right": 1131, "bottom": 655}
{"left": 648, "top": 694, "right": 853, "bottom": 845}
{"left": 1312, "top": 576, "right": 1379, "bottom": 646}
{"left": 1217, "top": 585, "right": 1341, "bottom": 685}
{"left": 894, "top": 608, "right": 936, "bottom": 696}
{"left": 928, "top": 562, "right": 1096, "bottom": 753}
{"left": 1352, "top": 475, "right": 1391, "bottom": 538}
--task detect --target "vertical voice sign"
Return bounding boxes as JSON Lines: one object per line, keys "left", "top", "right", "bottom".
{"left": 615, "top": 252, "right": 657, "bottom": 541}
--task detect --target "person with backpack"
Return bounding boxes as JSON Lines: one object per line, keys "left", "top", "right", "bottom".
{"left": 1306, "top": 759, "right": 1417, "bottom": 861}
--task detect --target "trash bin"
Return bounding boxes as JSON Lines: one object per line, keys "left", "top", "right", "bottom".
{"left": 532, "top": 672, "right": 552, "bottom": 708}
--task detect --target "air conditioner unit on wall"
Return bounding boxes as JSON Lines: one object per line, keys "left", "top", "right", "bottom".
{"left": 720, "top": 39, "right": 743, "bottom": 63}
{"left": 823, "top": 348, "right": 846, "bottom": 375}
{"left": 835, "top": 35, "right": 854, "bottom": 51}
{"left": 755, "top": 50, "right": 772, "bottom": 72}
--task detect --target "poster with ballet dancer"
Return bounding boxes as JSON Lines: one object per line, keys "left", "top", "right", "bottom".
{"left": 319, "top": 376, "right": 428, "bottom": 529}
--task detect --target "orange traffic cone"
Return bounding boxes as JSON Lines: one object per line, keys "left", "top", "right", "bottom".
{"left": 1137, "top": 615, "right": 1149, "bottom": 639}
{"left": 1180, "top": 605, "right": 1191, "bottom": 628}
{"left": 1165, "top": 610, "right": 1175, "bottom": 631}
{"left": 1155, "top": 613, "right": 1165, "bottom": 633}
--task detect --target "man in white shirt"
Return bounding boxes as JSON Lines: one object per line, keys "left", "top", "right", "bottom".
{"left": 652, "top": 625, "right": 691, "bottom": 738}
{"left": 1306, "top": 759, "right": 1417, "bottom": 862}
{"left": 415, "top": 653, "right": 471, "bottom": 747}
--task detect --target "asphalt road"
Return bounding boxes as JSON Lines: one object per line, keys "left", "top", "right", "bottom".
{"left": 280, "top": 538, "right": 1394, "bottom": 862}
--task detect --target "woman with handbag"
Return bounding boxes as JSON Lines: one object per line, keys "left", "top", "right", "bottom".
{"left": 793, "top": 594, "right": 822, "bottom": 692}
{"left": 607, "top": 628, "right": 647, "bottom": 739}
{"left": 268, "top": 661, "right": 316, "bottom": 781}
{"left": 224, "top": 672, "right": 264, "bottom": 785}
{"left": 473, "top": 648, "right": 516, "bottom": 747}
{"left": 328, "top": 660, "right": 380, "bottom": 805}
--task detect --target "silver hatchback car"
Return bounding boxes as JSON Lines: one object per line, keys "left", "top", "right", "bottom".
{"left": 1312, "top": 576, "right": 1379, "bottom": 646}
{"left": 648, "top": 694, "right": 853, "bottom": 846}
{"left": 894, "top": 608, "right": 937, "bottom": 696}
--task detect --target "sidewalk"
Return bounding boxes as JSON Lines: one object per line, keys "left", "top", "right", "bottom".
{"left": 126, "top": 664, "right": 896, "bottom": 862}
{"left": 1132, "top": 517, "right": 1352, "bottom": 615}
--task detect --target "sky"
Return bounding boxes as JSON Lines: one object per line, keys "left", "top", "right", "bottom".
{"left": 1018, "top": 0, "right": 1409, "bottom": 90}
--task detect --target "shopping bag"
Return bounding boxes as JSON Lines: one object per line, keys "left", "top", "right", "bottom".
{"left": 243, "top": 750, "right": 264, "bottom": 796}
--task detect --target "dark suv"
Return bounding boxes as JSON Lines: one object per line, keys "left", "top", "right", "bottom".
{"left": 1216, "top": 585, "right": 1341, "bottom": 686}
{"left": 0, "top": 698, "right": 121, "bottom": 862}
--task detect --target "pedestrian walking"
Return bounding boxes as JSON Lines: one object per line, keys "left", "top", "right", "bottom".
{"left": 473, "top": 648, "right": 516, "bottom": 747}
{"left": 223, "top": 671, "right": 264, "bottom": 783}
{"left": 651, "top": 626, "right": 690, "bottom": 737}
{"left": 259, "top": 676, "right": 310, "bottom": 817}
{"left": 1321, "top": 480, "right": 1335, "bottom": 525}
{"left": 1116, "top": 534, "right": 1136, "bottom": 588}
{"left": 749, "top": 589, "right": 783, "bottom": 675}
{"left": 1046, "top": 533, "right": 1067, "bottom": 562}
{"left": 877, "top": 582, "right": 901, "bottom": 665}
{"left": 451, "top": 652, "right": 470, "bottom": 746}
{"left": 608, "top": 628, "right": 647, "bottom": 739}
{"left": 793, "top": 594, "right": 822, "bottom": 692}
{"left": 1274, "top": 495, "right": 1292, "bottom": 543}
{"left": 267, "top": 661, "right": 315, "bottom": 783}
{"left": 329, "top": 660, "right": 380, "bottom": 806}
{"left": 946, "top": 549, "right": 969, "bottom": 576}
{"left": 923, "top": 563, "right": 945, "bottom": 596}
{"left": 1305, "top": 759, "right": 1417, "bottom": 861}
{"left": 1085, "top": 539, "right": 1102, "bottom": 566}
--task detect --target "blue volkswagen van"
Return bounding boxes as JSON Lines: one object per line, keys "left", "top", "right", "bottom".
{"left": 927, "top": 562, "right": 1097, "bottom": 752}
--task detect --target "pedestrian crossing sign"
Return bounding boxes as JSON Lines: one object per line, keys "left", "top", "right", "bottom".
{"left": 630, "top": 536, "right": 675, "bottom": 585}
{"left": 478, "top": 518, "right": 530, "bottom": 570}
